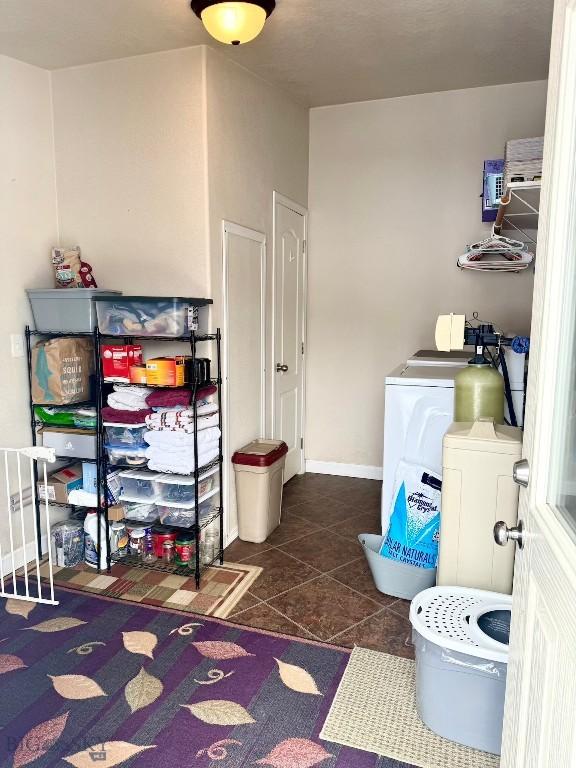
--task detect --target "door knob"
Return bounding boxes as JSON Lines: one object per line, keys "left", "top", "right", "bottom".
{"left": 276, "top": 363, "right": 288, "bottom": 373}
{"left": 494, "top": 520, "right": 524, "bottom": 549}
{"left": 513, "top": 459, "right": 530, "bottom": 488}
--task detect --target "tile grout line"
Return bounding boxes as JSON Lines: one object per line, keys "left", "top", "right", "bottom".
{"left": 229, "top": 600, "right": 323, "bottom": 642}
{"left": 327, "top": 606, "right": 390, "bottom": 643}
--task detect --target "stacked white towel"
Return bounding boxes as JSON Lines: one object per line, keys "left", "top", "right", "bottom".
{"left": 108, "top": 385, "right": 153, "bottom": 411}
{"left": 145, "top": 410, "right": 219, "bottom": 433}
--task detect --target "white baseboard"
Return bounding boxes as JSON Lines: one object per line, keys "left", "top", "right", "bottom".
{"left": 224, "top": 526, "right": 238, "bottom": 549}
{"left": 305, "top": 460, "right": 383, "bottom": 481}
{"left": 2, "top": 534, "right": 49, "bottom": 576}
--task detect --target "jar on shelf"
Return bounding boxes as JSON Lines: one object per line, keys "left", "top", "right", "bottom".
{"left": 201, "top": 528, "right": 220, "bottom": 565}
{"left": 175, "top": 532, "right": 196, "bottom": 567}
{"left": 162, "top": 540, "right": 175, "bottom": 564}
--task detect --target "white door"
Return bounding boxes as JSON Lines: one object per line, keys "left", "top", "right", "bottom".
{"left": 222, "top": 222, "right": 266, "bottom": 545}
{"left": 501, "top": 1, "right": 576, "bottom": 764}
{"left": 273, "top": 193, "right": 307, "bottom": 481}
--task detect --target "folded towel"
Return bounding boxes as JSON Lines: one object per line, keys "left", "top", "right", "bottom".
{"left": 146, "top": 442, "right": 220, "bottom": 474}
{"left": 108, "top": 385, "right": 153, "bottom": 411}
{"left": 145, "top": 411, "right": 219, "bottom": 433}
{"left": 144, "top": 426, "right": 221, "bottom": 450}
{"left": 146, "top": 385, "right": 217, "bottom": 408}
{"left": 102, "top": 406, "right": 153, "bottom": 424}
{"left": 68, "top": 489, "right": 98, "bottom": 507}
{"left": 152, "top": 402, "right": 218, "bottom": 416}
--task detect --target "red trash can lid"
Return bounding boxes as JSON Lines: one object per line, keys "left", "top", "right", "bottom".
{"left": 232, "top": 440, "right": 288, "bottom": 467}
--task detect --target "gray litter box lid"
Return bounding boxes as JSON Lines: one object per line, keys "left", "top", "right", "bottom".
{"left": 410, "top": 586, "right": 512, "bottom": 663}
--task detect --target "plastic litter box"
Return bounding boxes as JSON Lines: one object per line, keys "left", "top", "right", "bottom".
{"left": 359, "top": 534, "right": 436, "bottom": 600}
{"left": 410, "top": 586, "right": 511, "bottom": 755}
{"left": 27, "top": 289, "right": 121, "bottom": 333}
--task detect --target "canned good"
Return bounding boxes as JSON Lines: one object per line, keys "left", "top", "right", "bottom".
{"left": 152, "top": 525, "right": 177, "bottom": 558}
{"left": 110, "top": 522, "right": 128, "bottom": 557}
{"left": 175, "top": 532, "right": 196, "bottom": 566}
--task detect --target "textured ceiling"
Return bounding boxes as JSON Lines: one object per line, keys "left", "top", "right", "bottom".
{"left": 0, "top": 0, "right": 553, "bottom": 106}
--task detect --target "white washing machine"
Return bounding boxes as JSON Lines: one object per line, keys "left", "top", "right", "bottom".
{"left": 381, "top": 351, "right": 525, "bottom": 533}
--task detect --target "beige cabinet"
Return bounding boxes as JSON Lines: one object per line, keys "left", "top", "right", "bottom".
{"left": 438, "top": 419, "right": 522, "bottom": 594}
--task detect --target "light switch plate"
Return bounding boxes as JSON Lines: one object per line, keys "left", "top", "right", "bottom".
{"left": 10, "top": 334, "right": 25, "bottom": 358}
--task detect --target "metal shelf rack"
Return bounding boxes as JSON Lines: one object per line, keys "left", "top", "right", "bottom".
{"left": 493, "top": 181, "right": 541, "bottom": 244}
{"left": 25, "top": 324, "right": 223, "bottom": 588}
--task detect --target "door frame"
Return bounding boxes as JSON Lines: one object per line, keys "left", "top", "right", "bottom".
{"left": 271, "top": 191, "right": 308, "bottom": 476}
{"left": 501, "top": 0, "right": 576, "bottom": 761}
{"left": 221, "top": 220, "right": 267, "bottom": 545}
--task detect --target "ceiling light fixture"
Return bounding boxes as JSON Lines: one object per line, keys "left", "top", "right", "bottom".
{"left": 190, "top": 1, "right": 276, "bottom": 45}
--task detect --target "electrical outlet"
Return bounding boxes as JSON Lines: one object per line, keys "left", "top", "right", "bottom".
{"left": 10, "top": 334, "right": 25, "bottom": 358}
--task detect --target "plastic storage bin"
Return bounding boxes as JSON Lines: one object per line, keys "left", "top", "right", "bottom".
{"left": 360, "top": 534, "right": 437, "bottom": 600}
{"left": 158, "top": 495, "right": 218, "bottom": 528}
{"left": 156, "top": 469, "right": 217, "bottom": 505}
{"left": 94, "top": 296, "right": 212, "bottom": 337}
{"left": 232, "top": 440, "right": 288, "bottom": 543}
{"left": 27, "top": 289, "right": 121, "bottom": 333}
{"left": 104, "top": 423, "right": 147, "bottom": 448}
{"left": 105, "top": 444, "right": 148, "bottom": 467}
{"left": 119, "top": 470, "right": 161, "bottom": 502}
{"left": 410, "top": 586, "right": 511, "bottom": 755}
{"left": 121, "top": 501, "right": 158, "bottom": 524}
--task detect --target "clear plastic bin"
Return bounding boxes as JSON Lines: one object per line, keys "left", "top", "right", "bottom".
{"left": 119, "top": 470, "right": 161, "bottom": 502}
{"left": 158, "top": 496, "right": 217, "bottom": 528}
{"left": 105, "top": 444, "right": 148, "bottom": 468}
{"left": 157, "top": 470, "right": 217, "bottom": 505}
{"left": 94, "top": 296, "right": 210, "bottom": 337}
{"left": 104, "top": 423, "right": 147, "bottom": 448}
{"left": 122, "top": 501, "right": 158, "bottom": 524}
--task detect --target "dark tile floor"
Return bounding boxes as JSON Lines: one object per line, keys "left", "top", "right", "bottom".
{"left": 224, "top": 473, "right": 414, "bottom": 659}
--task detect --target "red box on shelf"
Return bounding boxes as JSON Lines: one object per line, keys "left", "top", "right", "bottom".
{"left": 102, "top": 345, "right": 143, "bottom": 382}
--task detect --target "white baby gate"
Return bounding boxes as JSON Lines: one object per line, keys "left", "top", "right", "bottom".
{"left": 0, "top": 446, "right": 58, "bottom": 606}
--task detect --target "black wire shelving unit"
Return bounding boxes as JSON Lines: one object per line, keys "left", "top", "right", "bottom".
{"left": 25, "top": 323, "right": 224, "bottom": 589}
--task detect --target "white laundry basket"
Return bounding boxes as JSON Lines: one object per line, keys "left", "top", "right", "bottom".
{"left": 410, "top": 586, "right": 511, "bottom": 755}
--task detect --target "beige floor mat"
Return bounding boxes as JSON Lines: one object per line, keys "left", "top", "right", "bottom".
{"left": 320, "top": 646, "right": 500, "bottom": 768}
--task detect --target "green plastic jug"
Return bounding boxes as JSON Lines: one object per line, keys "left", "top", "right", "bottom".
{"left": 454, "top": 363, "right": 505, "bottom": 424}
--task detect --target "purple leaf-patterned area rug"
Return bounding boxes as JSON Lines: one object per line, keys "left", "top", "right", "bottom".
{"left": 0, "top": 584, "right": 414, "bottom": 768}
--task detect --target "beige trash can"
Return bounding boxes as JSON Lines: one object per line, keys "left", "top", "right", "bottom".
{"left": 232, "top": 440, "right": 288, "bottom": 543}
{"left": 438, "top": 418, "right": 522, "bottom": 594}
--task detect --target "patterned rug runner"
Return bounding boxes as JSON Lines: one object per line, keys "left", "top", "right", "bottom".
{"left": 0, "top": 585, "right": 413, "bottom": 767}
{"left": 320, "top": 646, "right": 500, "bottom": 768}
{"left": 36, "top": 560, "right": 262, "bottom": 618}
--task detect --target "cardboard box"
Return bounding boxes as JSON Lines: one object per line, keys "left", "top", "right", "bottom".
{"left": 107, "top": 505, "right": 125, "bottom": 522}
{"left": 38, "top": 463, "right": 83, "bottom": 503}
{"left": 101, "top": 344, "right": 143, "bottom": 382}
{"left": 146, "top": 356, "right": 186, "bottom": 387}
{"left": 42, "top": 428, "right": 97, "bottom": 460}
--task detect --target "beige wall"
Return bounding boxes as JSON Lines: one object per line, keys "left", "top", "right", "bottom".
{"left": 205, "top": 48, "right": 309, "bottom": 428}
{"left": 51, "top": 47, "right": 208, "bottom": 295}
{"left": 0, "top": 56, "right": 58, "bottom": 443}
{"left": 0, "top": 55, "right": 59, "bottom": 554}
{"left": 307, "top": 80, "right": 548, "bottom": 470}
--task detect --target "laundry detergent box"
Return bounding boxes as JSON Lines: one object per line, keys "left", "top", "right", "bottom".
{"left": 38, "top": 463, "right": 83, "bottom": 503}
